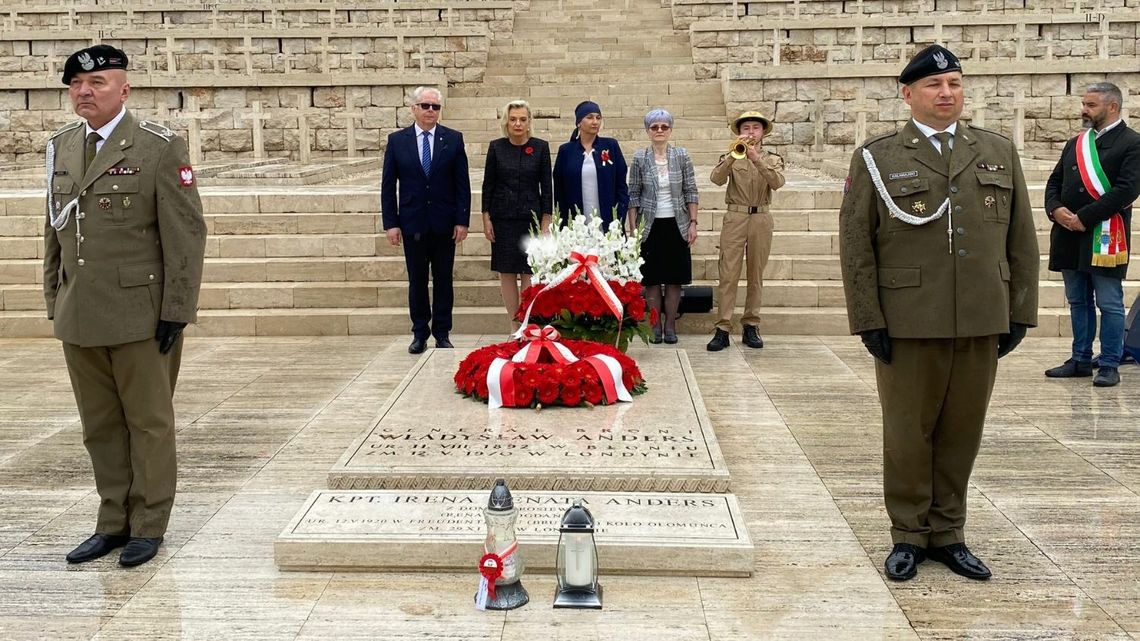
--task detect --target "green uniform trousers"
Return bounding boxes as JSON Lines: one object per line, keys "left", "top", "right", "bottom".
{"left": 875, "top": 336, "right": 998, "bottom": 548}
{"left": 715, "top": 209, "right": 773, "bottom": 332}
{"left": 62, "top": 336, "right": 182, "bottom": 538}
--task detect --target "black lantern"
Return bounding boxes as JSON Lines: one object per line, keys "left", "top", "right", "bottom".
{"left": 553, "top": 500, "right": 602, "bottom": 609}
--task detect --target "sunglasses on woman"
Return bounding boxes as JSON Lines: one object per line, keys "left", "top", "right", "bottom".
{"left": 417, "top": 103, "right": 442, "bottom": 111}
{"left": 648, "top": 124, "right": 671, "bottom": 132}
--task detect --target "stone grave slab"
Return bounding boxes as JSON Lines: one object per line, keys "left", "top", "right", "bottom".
{"left": 329, "top": 348, "right": 731, "bottom": 493}
{"left": 275, "top": 489, "right": 753, "bottom": 576}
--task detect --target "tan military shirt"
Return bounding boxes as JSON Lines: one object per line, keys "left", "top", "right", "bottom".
{"left": 839, "top": 120, "right": 1039, "bottom": 339}
{"left": 43, "top": 110, "right": 207, "bottom": 348}
{"left": 710, "top": 151, "right": 785, "bottom": 207}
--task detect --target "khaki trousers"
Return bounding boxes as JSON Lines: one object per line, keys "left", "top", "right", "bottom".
{"left": 62, "top": 336, "right": 183, "bottom": 538}
{"left": 875, "top": 336, "right": 998, "bottom": 548}
{"left": 715, "top": 209, "right": 773, "bottom": 332}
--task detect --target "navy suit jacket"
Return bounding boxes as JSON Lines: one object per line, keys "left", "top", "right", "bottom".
{"left": 381, "top": 124, "right": 471, "bottom": 235}
{"left": 553, "top": 136, "right": 629, "bottom": 230}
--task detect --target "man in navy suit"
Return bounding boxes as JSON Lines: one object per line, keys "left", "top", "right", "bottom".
{"left": 382, "top": 86, "right": 472, "bottom": 354}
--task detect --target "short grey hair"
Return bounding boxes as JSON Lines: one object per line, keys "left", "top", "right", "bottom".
{"left": 644, "top": 108, "right": 674, "bottom": 130}
{"left": 500, "top": 100, "right": 531, "bottom": 137}
{"left": 411, "top": 86, "right": 442, "bottom": 104}
{"left": 1086, "top": 82, "right": 1123, "bottom": 109}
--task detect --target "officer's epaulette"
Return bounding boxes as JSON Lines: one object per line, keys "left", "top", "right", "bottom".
{"left": 138, "top": 120, "right": 175, "bottom": 142}
{"left": 858, "top": 131, "right": 895, "bottom": 150}
{"left": 49, "top": 120, "right": 84, "bottom": 140}
{"left": 963, "top": 124, "right": 1013, "bottom": 143}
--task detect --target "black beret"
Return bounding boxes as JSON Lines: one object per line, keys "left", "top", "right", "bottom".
{"left": 62, "top": 45, "right": 129, "bottom": 85}
{"left": 898, "top": 44, "right": 962, "bottom": 85}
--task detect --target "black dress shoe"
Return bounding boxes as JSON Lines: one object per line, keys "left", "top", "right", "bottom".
{"left": 884, "top": 543, "right": 925, "bottom": 581}
{"left": 119, "top": 537, "right": 163, "bottom": 567}
{"left": 1093, "top": 367, "right": 1121, "bottom": 387}
{"left": 408, "top": 337, "right": 427, "bottom": 354}
{"left": 742, "top": 325, "right": 764, "bottom": 349}
{"left": 435, "top": 337, "right": 454, "bottom": 349}
{"left": 1045, "top": 358, "right": 1092, "bottom": 378}
{"left": 706, "top": 329, "right": 730, "bottom": 352}
{"left": 66, "top": 533, "right": 129, "bottom": 564}
{"left": 927, "top": 543, "right": 991, "bottom": 580}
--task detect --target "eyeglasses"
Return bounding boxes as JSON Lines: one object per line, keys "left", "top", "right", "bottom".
{"left": 416, "top": 103, "right": 442, "bottom": 111}
{"left": 648, "top": 124, "right": 671, "bottom": 132}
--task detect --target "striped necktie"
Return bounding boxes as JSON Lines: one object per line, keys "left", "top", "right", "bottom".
{"left": 421, "top": 131, "right": 432, "bottom": 176}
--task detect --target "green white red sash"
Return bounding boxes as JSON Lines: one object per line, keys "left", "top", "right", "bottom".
{"left": 1075, "top": 128, "right": 1129, "bottom": 267}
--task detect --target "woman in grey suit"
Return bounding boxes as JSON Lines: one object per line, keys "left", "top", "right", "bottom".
{"left": 626, "top": 108, "right": 699, "bottom": 344}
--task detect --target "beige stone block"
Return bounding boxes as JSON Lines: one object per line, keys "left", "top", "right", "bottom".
{"left": 229, "top": 285, "right": 294, "bottom": 309}
{"left": 345, "top": 258, "right": 406, "bottom": 282}
{"left": 265, "top": 237, "right": 323, "bottom": 258}
{"left": 322, "top": 236, "right": 376, "bottom": 257}
{"left": 190, "top": 312, "right": 256, "bottom": 336}
{"left": 256, "top": 312, "right": 349, "bottom": 336}
{"left": 204, "top": 261, "right": 267, "bottom": 283}
{"left": 294, "top": 285, "right": 378, "bottom": 308}
{"left": 2, "top": 287, "right": 44, "bottom": 310}
{"left": 266, "top": 260, "right": 346, "bottom": 282}
{"left": 195, "top": 287, "right": 228, "bottom": 310}
{"left": 218, "top": 237, "right": 266, "bottom": 258}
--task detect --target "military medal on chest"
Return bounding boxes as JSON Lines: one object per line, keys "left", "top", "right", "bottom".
{"left": 984, "top": 195, "right": 996, "bottom": 209}
{"left": 911, "top": 201, "right": 927, "bottom": 214}
{"left": 98, "top": 197, "right": 112, "bottom": 211}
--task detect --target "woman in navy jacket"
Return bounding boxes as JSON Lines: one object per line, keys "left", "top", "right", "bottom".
{"left": 553, "top": 101, "right": 629, "bottom": 230}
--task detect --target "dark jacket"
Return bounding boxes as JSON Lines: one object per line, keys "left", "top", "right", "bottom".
{"left": 553, "top": 136, "right": 629, "bottom": 230}
{"left": 481, "top": 137, "right": 552, "bottom": 221}
{"left": 381, "top": 124, "right": 471, "bottom": 236}
{"left": 1044, "top": 121, "right": 1138, "bottom": 280}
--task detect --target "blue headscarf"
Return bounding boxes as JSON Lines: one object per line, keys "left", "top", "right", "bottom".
{"left": 571, "top": 101, "right": 602, "bottom": 141}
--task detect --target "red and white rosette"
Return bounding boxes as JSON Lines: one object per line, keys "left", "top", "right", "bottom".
{"left": 487, "top": 325, "right": 632, "bottom": 409}
{"left": 474, "top": 541, "right": 518, "bottom": 610}
{"left": 513, "top": 252, "right": 624, "bottom": 341}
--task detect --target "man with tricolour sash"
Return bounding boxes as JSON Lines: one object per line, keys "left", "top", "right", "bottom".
{"left": 839, "top": 45, "right": 1039, "bottom": 582}
{"left": 1044, "top": 82, "right": 1139, "bottom": 388}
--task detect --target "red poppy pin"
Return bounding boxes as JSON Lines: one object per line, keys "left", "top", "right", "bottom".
{"left": 524, "top": 146, "right": 534, "bottom": 155}
{"left": 600, "top": 149, "right": 612, "bottom": 166}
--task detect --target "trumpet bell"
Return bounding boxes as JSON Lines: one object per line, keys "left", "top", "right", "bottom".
{"left": 729, "top": 139, "right": 753, "bottom": 160}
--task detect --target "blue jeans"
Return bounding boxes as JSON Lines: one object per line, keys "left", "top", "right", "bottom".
{"left": 1062, "top": 269, "right": 1126, "bottom": 368}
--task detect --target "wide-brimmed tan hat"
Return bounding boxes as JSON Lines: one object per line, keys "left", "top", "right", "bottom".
{"left": 730, "top": 111, "right": 773, "bottom": 135}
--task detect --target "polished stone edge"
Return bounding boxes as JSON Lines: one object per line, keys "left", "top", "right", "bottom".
{"left": 327, "top": 349, "right": 733, "bottom": 493}
{"left": 274, "top": 490, "right": 754, "bottom": 577}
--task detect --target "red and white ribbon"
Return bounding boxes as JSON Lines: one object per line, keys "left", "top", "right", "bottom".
{"left": 513, "top": 252, "right": 624, "bottom": 340}
{"left": 475, "top": 541, "right": 519, "bottom": 610}
{"left": 487, "top": 324, "right": 631, "bottom": 409}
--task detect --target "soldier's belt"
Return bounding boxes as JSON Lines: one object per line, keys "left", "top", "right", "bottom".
{"left": 725, "top": 204, "right": 769, "bottom": 214}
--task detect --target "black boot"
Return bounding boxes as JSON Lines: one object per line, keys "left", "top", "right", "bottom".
{"left": 742, "top": 325, "right": 764, "bottom": 349}
{"left": 706, "top": 329, "right": 729, "bottom": 352}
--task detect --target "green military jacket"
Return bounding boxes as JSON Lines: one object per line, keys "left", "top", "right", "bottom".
{"left": 839, "top": 120, "right": 1039, "bottom": 338}
{"left": 43, "top": 110, "right": 207, "bottom": 348}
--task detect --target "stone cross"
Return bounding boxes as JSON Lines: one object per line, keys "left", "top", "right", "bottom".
{"left": 410, "top": 43, "right": 428, "bottom": 72}
{"left": 1043, "top": 32, "right": 1055, "bottom": 60}
{"left": 931, "top": 20, "right": 945, "bottom": 46}
{"left": 134, "top": 50, "right": 162, "bottom": 77}
{"left": 46, "top": 57, "right": 57, "bottom": 79}
{"left": 896, "top": 32, "right": 909, "bottom": 66}
{"left": 854, "top": 0, "right": 865, "bottom": 15}
{"left": 396, "top": 34, "right": 406, "bottom": 71}
{"left": 297, "top": 111, "right": 314, "bottom": 164}
{"left": 180, "top": 96, "right": 210, "bottom": 165}
{"left": 235, "top": 36, "right": 259, "bottom": 76}
{"left": 268, "top": 7, "right": 280, "bottom": 28}
{"left": 730, "top": 0, "right": 739, "bottom": 19}
{"left": 1013, "top": 22, "right": 1032, "bottom": 60}
{"left": 1065, "top": 0, "right": 1083, "bottom": 13}
{"left": 58, "top": 9, "right": 77, "bottom": 31}
{"left": 446, "top": 6, "right": 456, "bottom": 27}
{"left": 3, "top": 10, "right": 18, "bottom": 31}
{"left": 976, "top": 0, "right": 990, "bottom": 14}
{"left": 791, "top": 0, "right": 802, "bottom": 19}
{"left": 771, "top": 27, "right": 786, "bottom": 66}
{"left": 312, "top": 36, "right": 337, "bottom": 74}
{"left": 343, "top": 47, "right": 366, "bottom": 74}
{"left": 1094, "top": 16, "right": 1111, "bottom": 60}
{"left": 1011, "top": 88, "right": 1028, "bottom": 151}
{"left": 240, "top": 101, "right": 270, "bottom": 160}
{"left": 969, "top": 34, "right": 984, "bottom": 62}
{"left": 121, "top": 8, "right": 135, "bottom": 29}
{"left": 209, "top": 7, "right": 221, "bottom": 31}
{"left": 851, "top": 88, "right": 877, "bottom": 146}
{"left": 971, "top": 87, "right": 989, "bottom": 128}
{"left": 159, "top": 36, "right": 180, "bottom": 76}
{"left": 326, "top": 8, "right": 338, "bottom": 28}
{"left": 812, "top": 97, "right": 825, "bottom": 152}
{"left": 387, "top": 7, "right": 396, "bottom": 27}
{"left": 853, "top": 25, "right": 864, "bottom": 65}
{"left": 341, "top": 110, "right": 367, "bottom": 158}
{"left": 1120, "top": 86, "right": 1131, "bottom": 122}
{"left": 206, "top": 45, "right": 228, "bottom": 75}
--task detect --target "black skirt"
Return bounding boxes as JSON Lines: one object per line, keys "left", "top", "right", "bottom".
{"left": 640, "top": 219, "right": 691, "bottom": 286}
{"left": 490, "top": 217, "right": 535, "bottom": 274}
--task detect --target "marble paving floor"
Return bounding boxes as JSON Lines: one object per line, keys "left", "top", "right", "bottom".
{"left": 0, "top": 335, "right": 1136, "bottom": 641}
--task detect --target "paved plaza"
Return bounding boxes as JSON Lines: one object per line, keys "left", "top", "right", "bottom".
{"left": 0, "top": 335, "right": 1136, "bottom": 640}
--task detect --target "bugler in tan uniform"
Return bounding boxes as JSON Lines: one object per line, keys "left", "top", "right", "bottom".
{"left": 45, "top": 45, "right": 206, "bottom": 567}
{"left": 707, "top": 111, "right": 785, "bottom": 351}
{"left": 839, "top": 45, "right": 1038, "bottom": 582}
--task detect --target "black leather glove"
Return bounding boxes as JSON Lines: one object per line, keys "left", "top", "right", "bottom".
{"left": 155, "top": 320, "right": 187, "bottom": 355}
{"left": 997, "top": 322, "right": 1028, "bottom": 359}
{"left": 860, "top": 328, "right": 892, "bottom": 364}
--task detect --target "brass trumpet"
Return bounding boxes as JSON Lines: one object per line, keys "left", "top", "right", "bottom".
{"left": 729, "top": 137, "right": 758, "bottom": 160}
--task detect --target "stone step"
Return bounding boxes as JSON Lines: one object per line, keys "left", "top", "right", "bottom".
{"left": 449, "top": 80, "right": 718, "bottom": 98}
{"left": 486, "top": 46, "right": 692, "bottom": 60}
{"left": 0, "top": 306, "right": 1073, "bottom": 339}
{"left": 447, "top": 91, "right": 726, "bottom": 110}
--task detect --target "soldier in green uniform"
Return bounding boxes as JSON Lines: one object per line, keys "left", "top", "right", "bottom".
{"left": 839, "top": 45, "right": 1039, "bottom": 581}
{"left": 44, "top": 45, "right": 207, "bottom": 567}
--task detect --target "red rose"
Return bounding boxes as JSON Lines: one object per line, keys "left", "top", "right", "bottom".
{"left": 628, "top": 298, "right": 646, "bottom": 321}
{"left": 537, "top": 382, "right": 560, "bottom": 405}
{"left": 583, "top": 380, "right": 604, "bottom": 405}
{"left": 514, "top": 385, "right": 533, "bottom": 407}
{"left": 525, "top": 146, "right": 534, "bottom": 155}
{"left": 560, "top": 384, "right": 582, "bottom": 406}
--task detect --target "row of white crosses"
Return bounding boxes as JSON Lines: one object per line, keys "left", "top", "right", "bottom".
{"left": 1, "top": 4, "right": 464, "bottom": 31}
{"left": 176, "top": 95, "right": 373, "bottom": 163}
{"left": 126, "top": 35, "right": 430, "bottom": 77}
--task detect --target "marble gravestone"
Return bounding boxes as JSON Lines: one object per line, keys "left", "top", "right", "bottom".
{"left": 275, "top": 490, "right": 753, "bottom": 576}
{"left": 328, "top": 349, "right": 731, "bottom": 493}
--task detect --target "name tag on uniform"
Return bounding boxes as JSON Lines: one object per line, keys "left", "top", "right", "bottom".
{"left": 888, "top": 170, "right": 919, "bottom": 180}
{"left": 106, "top": 166, "right": 141, "bottom": 176}
{"left": 53, "top": 170, "right": 69, "bottom": 176}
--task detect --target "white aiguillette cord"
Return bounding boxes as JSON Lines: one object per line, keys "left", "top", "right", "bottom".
{"left": 46, "top": 140, "right": 80, "bottom": 233}
{"left": 862, "top": 148, "right": 955, "bottom": 253}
